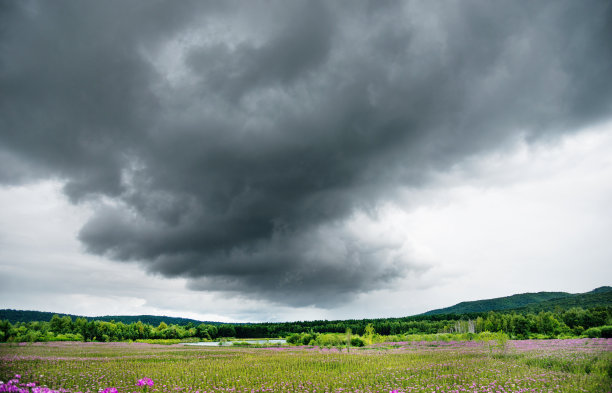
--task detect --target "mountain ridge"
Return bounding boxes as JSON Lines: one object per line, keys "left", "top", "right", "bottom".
{"left": 0, "top": 309, "right": 220, "bottom": 326}
{"left": 2, "top": 286, "right": 610, "bottom": 325}
{"left": 422, "top": 286, "right": 612, "bottom": 315}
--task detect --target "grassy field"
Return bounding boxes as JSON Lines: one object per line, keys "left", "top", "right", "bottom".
{"left": 1, "top": 339, "right": 610, "bottom": 393}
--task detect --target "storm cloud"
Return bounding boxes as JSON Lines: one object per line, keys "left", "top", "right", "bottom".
{"left": 1, "top": 0, "right": 611, "bottom": 307}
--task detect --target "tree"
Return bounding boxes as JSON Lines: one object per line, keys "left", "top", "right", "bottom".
{"left": 364, "top": 323, "right": 375, "bottom": 345}
{"left": 50, "top": 315, "right": 62, "bottom": 334}
{"left": 217, "top": 324, "right": 236, "bottom": 338}
{"left": 60, "top": 316, "right": 73, "bottom": 333}
{"left": 346, "top": 328, "right": 352, "bottom": 352}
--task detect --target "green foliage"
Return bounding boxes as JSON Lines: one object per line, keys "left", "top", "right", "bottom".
{"left": 314, "top": 333, "right": 345, "bottom": 348}
{"left": 287, "top": 332, "right": 367, "bottom": 348}
{"left": 135, "top": 339, "right": 183, "bottom": 345}
{"left": 584, "top": 327, "right": 602, "bottom": 338}
{"left": 345, "top": 328, "right": 352, "bottom": 352}
{"left": 363, "top": 323, "right": 376, "bottom": 345}
{"left": 423, "top": 286, "right": 612, "bottom": 315}
{"left": 0, "top": 296, "right": 610, "bottom": 343}
{"left": 600, "top": 325, "right": 612, "bottom": 338}
{"left": 424, "top": 292, "right": 573, "bottom": 315}
{"left": 286, "top": 333, "right": 301, "bottom": 345}
{"left": 513, "top": 289, "right": 612, "bottom": 313}
{"left": 217, "top": 324, "right": 236, "bottom": 338}
{"left": 196, "top": 323, "right": 216, "bottom": 340}
{"left": 286, "top": 332, "right": 318, "bottom": 346}
{"left": 476, "top": 331, "right": 509, "bottom": 355}
{"left": 0, "top": 309, "right": 215, "bottom": 327}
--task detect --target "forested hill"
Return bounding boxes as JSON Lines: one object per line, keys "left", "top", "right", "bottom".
{"left": 510, "top": 288, "right": 612, "bottom": 312}
{"left": 0, "top": 309, "right": 217, "bottom": 326}
{"left": 422, "top": 286, "right": 612, "bottom": 315}
{"left": 2, "top": 286, "right": 610, "bottom": 326}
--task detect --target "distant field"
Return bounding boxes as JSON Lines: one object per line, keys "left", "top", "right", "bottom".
{"left": 1, "top": 339, "right": 611, "bottom": 393}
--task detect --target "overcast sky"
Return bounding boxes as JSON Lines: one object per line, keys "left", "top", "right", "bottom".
{"left": 1, "top": 0, "right": 611, "bottom": 323}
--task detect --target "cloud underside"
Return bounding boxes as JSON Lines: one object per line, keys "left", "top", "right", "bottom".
{"left": 1, "top": 0, "right": 611, "bottom": 306}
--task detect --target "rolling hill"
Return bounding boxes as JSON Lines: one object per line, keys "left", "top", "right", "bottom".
{"left": 0, "top": 309, "right": 217, "bottom": 326}
{"left": 2, "top": 286, "right": 610, "bottom": 326}
{"left": 422, "top": 286, "right": 612, "bottom": 315}
{"left": 510, "top": 288, "right": 612, "bottom": 312}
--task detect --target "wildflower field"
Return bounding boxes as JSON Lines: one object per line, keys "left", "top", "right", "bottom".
{"left": 1, "top": 339, "right": 610, "bottom": 393}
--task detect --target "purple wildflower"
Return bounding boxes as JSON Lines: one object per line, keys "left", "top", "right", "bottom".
{"left": 136, "top": 378, "right": 154, "bottom": 387}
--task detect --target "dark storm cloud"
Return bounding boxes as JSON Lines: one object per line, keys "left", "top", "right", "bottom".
{"left": 2, "top": 0, "right": 611, "bottom": 306}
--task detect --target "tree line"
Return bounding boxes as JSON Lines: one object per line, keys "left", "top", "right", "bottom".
{"left": 0, "top": 306, "right": 610, "bottom": 343}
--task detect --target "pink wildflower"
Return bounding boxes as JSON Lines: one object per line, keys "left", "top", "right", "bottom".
{"left": 136, "top": 379, "right": 154, "bottom": 387}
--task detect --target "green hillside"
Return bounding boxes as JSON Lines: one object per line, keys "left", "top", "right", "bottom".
{"left": 3, "top": 287, "right": 610, "bottom": 328}
{"left": 423, "top": 287, "right": 612, "bottom": 315}
{"left": 0, "top": 309, "right": 216, "bottom": 326}
{"left": 511, "top": 287, "right": 612, "bottom": 312}
{"left": 588, "top": 286, "right": 612, "bottom": 294}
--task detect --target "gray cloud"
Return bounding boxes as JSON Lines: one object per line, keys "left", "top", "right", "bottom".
{"left": 2, "top": 0, "right": 611, "bottom": 307}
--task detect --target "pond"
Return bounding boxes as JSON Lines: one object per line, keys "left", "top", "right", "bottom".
{"left": 185, "top": 339, "right": 287, "bottom": 346}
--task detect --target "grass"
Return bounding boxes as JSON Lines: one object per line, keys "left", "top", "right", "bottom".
{"left": 1, "top": 339, "right": 610, "bottom": 392}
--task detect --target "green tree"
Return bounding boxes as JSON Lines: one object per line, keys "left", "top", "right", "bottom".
{"left": 364, "top": 323, "right": 375, "bottom": 345}
{"left": 49, "top": 314, "right": 62, "bottom": 334}
{"left": 60, "top": 315, "right": 73, "bottom": 333}
{"left": 217, "top": 324, "right": 236, "bottom": 338}
{"left": 346, "top": 328, "right": 352, "bottom": 352}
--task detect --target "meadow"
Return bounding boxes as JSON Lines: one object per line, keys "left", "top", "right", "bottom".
{"left": 1, "top": 338, "right": 611, "bottom": 393}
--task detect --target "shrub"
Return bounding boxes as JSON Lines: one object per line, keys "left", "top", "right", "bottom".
{"left": 301, "top": 333, "right": 316, "bottom": 345}
{"left": 599, "top": 325, "right": 612, "bottom": 338}
{"left": 350, "top": 337, "right": 365, "bottom": 347}
{"left": 477, "top": 331, "right": 509, "bottom": 355}
{"left": 572, "top": 326, "right": 584, "bottom": 335}
{"left": 286, "top": 333, "right": 302, "bottom": 345}
{"left": 287, "top": 332, "right": 318, "bottom": 346}
{"left": 314, "top": 333, "right": 344, "bottom": 347}
{"left": 584, "top": 327, "right": 601, "bottom": 338}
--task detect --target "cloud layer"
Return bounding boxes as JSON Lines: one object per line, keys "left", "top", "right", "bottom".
{"left": 2, "top": 0, "right": 611, "bottom": 306}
